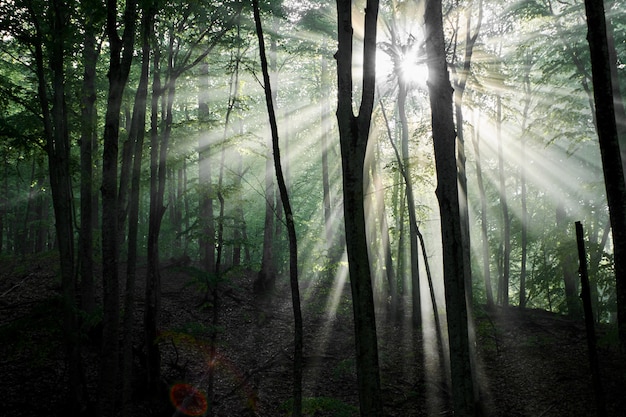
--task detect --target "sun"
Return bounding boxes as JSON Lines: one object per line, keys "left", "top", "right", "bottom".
{"left": 376, "top": 46, "right": 429, "bottom": 90}
{"left": 398, "top": 54, "right": 429, "bottom": 88}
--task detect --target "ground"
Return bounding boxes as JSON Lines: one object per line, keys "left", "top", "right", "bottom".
{"left": 0, "top": 253, "right": 624, "bottom": 416}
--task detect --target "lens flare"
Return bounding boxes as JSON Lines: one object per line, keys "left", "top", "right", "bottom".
{"left": 169, "top": 383, "right": 208, "bottom": 416}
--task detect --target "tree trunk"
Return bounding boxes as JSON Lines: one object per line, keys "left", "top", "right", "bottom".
{"left": 335, "top": 1, "right": 384, "bottom": 415}
{"left": 583, "top": 0, "right": 626, "bottom": 357}
{"left": 519, "top": 52, "right": 532, "bottom": 309}
{"left": 452, "top": 2, "right": 482, "bottom": 307}
{"left": 424, "top": 0, "right": 476, "bottom": 415}
{"left": 471, "top": 109, "right": 493, "bottom": 307}
{"left": 79, "top": 3, "right": 100, "bottom": 315}
{"left": 397, "top": 79, "right": 422, "bottom": 328}
{"left": 254, "top": 17, "right": 278, "bottom": 295}
{"left": 321, "top": 52, "right": 334, "bottom": 254}
{"left": 198, "top": 59, "right": 216, "bottom": 273}
{"left": 252, "top": 4, "right": 304, "bottom": 415}
{"left": 556, "top": 204, "right": 581, "bottom": 318}
{"left": 496, "top": 94, "right": 510, "bottom": 307}
{"left": 32, "top": 1, "right": 83, "bottom": 411}
{"left": 99, "top": 1, "right": 136, "bottom": 414}
{"left": 576, "top": 221, "right": 608, "bottom": 417}
{"left": 605, "top": 8, "right": 626, "bottom": 177}
{"left": 122, "top": 6, "right": 153, "bottom": 414}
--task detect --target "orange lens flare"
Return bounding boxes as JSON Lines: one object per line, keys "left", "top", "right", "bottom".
{"left": 169, "top": 383, "right": 208, "bottom": 416}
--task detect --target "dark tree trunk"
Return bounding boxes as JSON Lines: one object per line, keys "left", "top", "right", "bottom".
{"left": 556, "top": 204, "right": 581, "bottom": 318}
{"left": 452, "top": 1, "right": 482, "bottom": 306}
{"left": 424, "top": 0, "right": 476, "bottom": 415}
{"left": 122, "top": 6, "right": 153, "bottom": 415}
{"left": 78, "top": 2, "right": 100, "bottom": 315}
{"left": 252, "top": 4, "right": 304, "bottom": 415}
{"left": 99, "top": 1, "right": 136, "bottom": 414}
{"left": 335, "top": 1, "right": 384, "bottom": 415}
{"left": 32, "top": 1, "right": 83, "bottom": 411}
{"left": 254, "top": 20, "right": 278, "bottom": 296}
{"left": 576, "top": 221, "right": 607, "bottom": 417}
{"left": 146, "top": 39, "right": 173, "bottom": 394}
{"left": 605, "top": 10, "right": 626, "bottom": 177}
{"left": 583, "top": 0, "right": 626, "bottom": 358}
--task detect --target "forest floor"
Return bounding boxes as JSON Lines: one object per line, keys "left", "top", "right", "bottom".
{"left": 0, "top": 252, "right": 624, "bottom": 417}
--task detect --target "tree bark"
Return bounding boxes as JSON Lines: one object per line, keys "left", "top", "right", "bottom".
{"left": 254, "top": 16, "right": 279, "bottom": 295}
{"left": 496, "top": 94, "right": 510, "bottom": 307}
{"left": 78, "top": 2, "right": 100, "bottom": 315}
{"left": 198, "top": 58, "right": 216, "bottom": 273}
{"left": 576, "top": 221, "right": 607, "bottom": 417}
{"left": 424, "top": 0, "right": 476, "bottom": 415}
{"left": 452, "top": 0, "right": 482, "bottom": 306}
{"left": 31, "top": 1, "right": 83, "bottom": 411}
{"left": 99, "top": 1, "right": 136, "bottom": 414}
{"left": 470, "top": 109, "right": 493, "bottom": 307}
{"left": 335, "top": 1, "right": 384, "bottom": 415}
{"left": 122, "top": 5, "right": 153, "bottom": 415}
{"left": 519, "top": 52, "right": 532, "bottom": 309}
{"left": 583, "top": 0, "right": 626, "bottom": 357}
{"left": 252, "top": 2, "right": 304, "bottom": 415}
{"left": 398, "top": 79, "right": 422, "bottom": 328}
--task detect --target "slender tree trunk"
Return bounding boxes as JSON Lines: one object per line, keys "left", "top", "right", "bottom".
{"left": 398, "top": 80, "right": 422, "bottom": 328}
{"left": 233, "top": 151, "right": 244, "bottom": 267}
{"left": 335, "top": 1, "right": 383, "bottom": 415}
{"left": 452, "top": 0, "right": 482, "bottom": 307}
{"left": 146, "top": 38, "right": 181, "bottom": 393}
{"left": 121, "top": 6, "right": 152, "bottom": 415}
{"left": 99, "top": 1, "right": 136, "bottom": 413}
{"left": 557, "top": 204, "right": 582, "bottom": 318}
{"left": 255, "top": 16, "right": 278, "bottom": 295}
{"left": 471, "top": 109, "right": 493, "bottom": 307}
{"left": 576, "top": 221, "right": 608, "bottom": 417}
{"left": 32, "top": 1, "right": 83, "bottom": 411}
{"left": 381, "top": 98, "right": 445, "bottom": 366}
{"left": 198, "top": 59, "right": 216, "bottom": 273}
{"left": 519, "top": 52, "right": 532, "bottom": 309}
{"left": 496, "top": 94, "right": 510, "bottom": 307}
{"left": 370, "top": 144, "right": 398, "bottom": 314}
{"left": 79, "top": 5, "right": 99, "bottom": 315}
{"left": 321, "top": 53, "right": 334, "bottom": 254}
{"left": 252, "top": 3, "right": 303, "bottom": 415}
{"left": 424, "top": 0, "right": 475, "bottom": 415}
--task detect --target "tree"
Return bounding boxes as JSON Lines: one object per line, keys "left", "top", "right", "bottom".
{"left": 470, "top": 108, "right": 494, "bottom": 307}
{"left": 450, "top": 0, "right": 483, "bottom": 305}
{"left": 252, "top": 2, "right": 303, "bottom": 414}
{"left": 78, "top": 0, "right": 103, "bottom": 316}
{"left": 27, "top": 0, "right": 84, "bottom": 411}
{"left": 254, "top": 10, "right": 280, "bottom": 296}
{"left": 335, "top": 0, "right": 383, "bottom": 415}
{"left": 424, "top": 0, "right": 476, "bottom": 415}
{"left": 121, "top": 4, "right": 154, "bottom": 414}
{"left": 583, "top": 0, "right": 626, "bottom": 358}
{"left": 380, "top": 26, "right": 422, "bottom": 326}
{"left": 99, "top": 0, "right": 137, "bottom": 414}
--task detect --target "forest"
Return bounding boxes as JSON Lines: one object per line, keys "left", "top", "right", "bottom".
{"left": 0, "top": 0, "right": 625, "bottom": 416}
